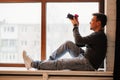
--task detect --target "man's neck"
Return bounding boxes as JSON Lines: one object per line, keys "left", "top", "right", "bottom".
{"left": 94, "top": 26, "right": 103, "bottom": 32}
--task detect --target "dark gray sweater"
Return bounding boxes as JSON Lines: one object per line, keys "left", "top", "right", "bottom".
{"left": 73, "top": 27, "right": 107, "bottom": 69}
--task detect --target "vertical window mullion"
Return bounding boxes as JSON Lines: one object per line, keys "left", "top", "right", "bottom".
{"left": 41, "top": 1, "right": 46, "bottom": 60}
{"left": 99, "top": 0, "right": 104, "bottom": 13}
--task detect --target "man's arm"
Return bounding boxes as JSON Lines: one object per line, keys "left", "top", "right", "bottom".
{"left": 73, "top": 26, "right": 97, "bottom": 47}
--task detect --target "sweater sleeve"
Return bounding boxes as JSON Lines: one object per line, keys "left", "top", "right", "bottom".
{"left": 73, "top": 27, "right": 85, "bottom": 47}
{"left": 73, "top": 27, "right": 97, "bottom": 47}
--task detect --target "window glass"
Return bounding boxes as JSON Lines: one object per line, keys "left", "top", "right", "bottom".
{"left": 46, "top": 3, "right": 99, "bottom": 59}
{"left": 0, "top": 3, "right": 41, "bottom": 63}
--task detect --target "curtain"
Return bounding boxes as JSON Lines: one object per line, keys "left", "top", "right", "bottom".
{"left": 114, "top": 0, "right": 120, "bottom": 80}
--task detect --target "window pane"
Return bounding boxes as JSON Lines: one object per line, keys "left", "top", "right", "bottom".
{"left": 46, "top": 3, "right": 99, "bottom": 59}
{"left": 0, "top": 3, "right": 41, "bottom": 63}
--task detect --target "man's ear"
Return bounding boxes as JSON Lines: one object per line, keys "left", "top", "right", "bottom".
{"left": 97, "top": 21, "right": 101, "bottom": 26}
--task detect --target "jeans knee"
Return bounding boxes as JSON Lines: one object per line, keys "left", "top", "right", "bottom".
{"left": 65, "top": 41, "right": 74, "bottom": 46}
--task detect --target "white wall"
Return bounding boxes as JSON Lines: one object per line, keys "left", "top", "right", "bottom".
{"left": 105, "top": 0, "right": 116, "bottom": 71}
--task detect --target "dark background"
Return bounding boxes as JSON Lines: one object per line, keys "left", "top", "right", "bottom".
{"left": 114, "top": 0, "right": 120, "bottom": 80}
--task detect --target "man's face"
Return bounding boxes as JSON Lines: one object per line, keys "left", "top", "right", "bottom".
{"left": 90, "top": 16, "right": 100, "bottom": 31}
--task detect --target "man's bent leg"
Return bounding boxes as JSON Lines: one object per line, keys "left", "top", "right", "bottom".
{"left": 49, "top": 41, "right": 84, "bottom": 60}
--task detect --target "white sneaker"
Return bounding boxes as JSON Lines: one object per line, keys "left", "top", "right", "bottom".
{"left": 23, "top": 50, "right": 33, "bottom": 70}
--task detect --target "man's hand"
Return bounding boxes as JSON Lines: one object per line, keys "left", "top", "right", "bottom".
{"left": 70, "top": 17, "right": 79, "bottom": 27}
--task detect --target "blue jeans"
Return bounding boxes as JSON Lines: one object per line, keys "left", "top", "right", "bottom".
{"left": 31, "top": 41, "right": 95, "bottom": 71}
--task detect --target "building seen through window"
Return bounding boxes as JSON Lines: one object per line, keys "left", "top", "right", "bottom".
{"left": 0, "top": 3, "right": 41, "bottom": 63}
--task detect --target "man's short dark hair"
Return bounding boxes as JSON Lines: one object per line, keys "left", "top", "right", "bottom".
{"left": 93, "top": 13, "right": 107, "bottom": 28}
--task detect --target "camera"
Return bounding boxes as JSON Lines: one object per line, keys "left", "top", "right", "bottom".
{"left": 67, "top": 13, "right": 79, "bottom": 20}
{"left": 67, "top": 13, "right": 74, "bottom": 19}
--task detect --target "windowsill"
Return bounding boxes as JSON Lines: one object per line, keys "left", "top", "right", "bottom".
{"left": 0, "top": 67, "right": 113, "bottom": 77}
{"left": 0, "top": 67, "right": 35, "bottom": 71}
{"left": 0, "top": 67, "right": 113, "bottom": 80}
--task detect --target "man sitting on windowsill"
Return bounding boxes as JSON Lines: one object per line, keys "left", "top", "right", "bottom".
{"left": 23, "top": 13, "right": 107, "bottom": 71}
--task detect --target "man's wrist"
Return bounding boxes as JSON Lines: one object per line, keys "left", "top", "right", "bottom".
{"left": 74, "top": 24, "right": 78, "bottom": 27}
{"left": 73, "top": 26, "right": 78, "bottom": 31}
